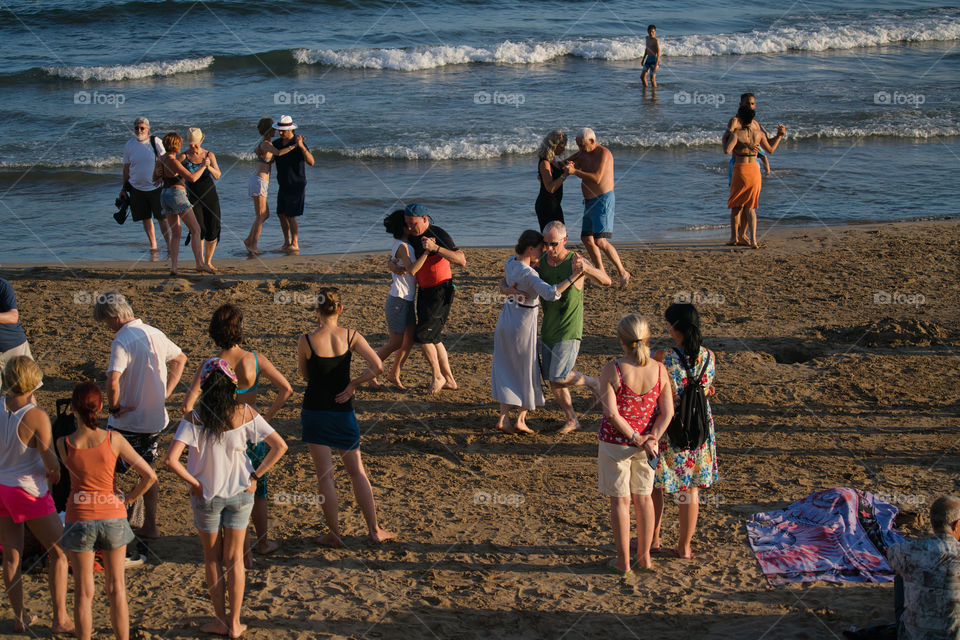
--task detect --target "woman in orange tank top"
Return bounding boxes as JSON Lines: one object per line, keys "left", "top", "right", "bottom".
{"left": 56, "top": 382, "right": 156, "bottom": 640}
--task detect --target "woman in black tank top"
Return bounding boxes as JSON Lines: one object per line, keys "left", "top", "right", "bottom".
{"left": 295, "top": 288, "right": 396, "bottom": 547}
{"left": 535, "top": 129, "right": 569, "bottom": 230}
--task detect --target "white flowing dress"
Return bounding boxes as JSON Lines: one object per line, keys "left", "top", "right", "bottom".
{"left": 491, "top": 256, "right": 562, "bottom": 409}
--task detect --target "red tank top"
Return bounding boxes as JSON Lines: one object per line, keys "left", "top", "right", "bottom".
{"left": 64, "top": 431, "right": 127, "bottom": 522}
{"left": 598, "top": 361, "right": 661, "bottom": 446}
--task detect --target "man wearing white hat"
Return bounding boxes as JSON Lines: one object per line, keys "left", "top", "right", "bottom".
{"left": 272, "top": 115, "right": 314, "bottom": 253}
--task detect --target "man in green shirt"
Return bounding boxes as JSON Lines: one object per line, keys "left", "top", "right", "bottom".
{"left": 539, "top": 221, "right": 612, "bottom": 433}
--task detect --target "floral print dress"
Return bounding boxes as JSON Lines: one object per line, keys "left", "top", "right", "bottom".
{"left": 654, "top": 346, "right": 718, "bottom": 492}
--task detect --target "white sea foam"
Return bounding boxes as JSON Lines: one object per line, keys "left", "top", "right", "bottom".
{"left": 43, "top": 56, "right": 214, "bottom": 81}
{"left": 295, "top": 14, "right": 960, "bottom": 70}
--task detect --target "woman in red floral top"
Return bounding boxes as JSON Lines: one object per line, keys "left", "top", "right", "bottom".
{"left": 597, "top": 314, "right": 674, "bottom": 574}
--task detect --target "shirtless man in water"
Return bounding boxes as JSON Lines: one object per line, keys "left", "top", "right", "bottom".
{"left": 640, "top": 25, "right": 660, "bottom": 88}
{"left": 721, "top": 94, "right": 786, "bottom": 245}
{"left": 564, "top": 128, "right": 630, "bottom": 287}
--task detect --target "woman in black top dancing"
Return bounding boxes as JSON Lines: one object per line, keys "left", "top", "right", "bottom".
{"left": 535, "top": 129, "right": 569, "bottom": 230}
{"left": 296, "top": 288, "right": 396, "bottom": 547}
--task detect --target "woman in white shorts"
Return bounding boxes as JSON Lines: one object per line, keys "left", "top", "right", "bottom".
{"left": 244, "top": 117, "right": 300, "bottom": 255}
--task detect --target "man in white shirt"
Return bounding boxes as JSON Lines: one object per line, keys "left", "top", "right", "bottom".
{"left": 121, "top": 117, "right": 169, "bottom": 255}
{"left": 887, "top": 496, "right": 960, "bottom": 640}
{"left": 94, "top": 291, "right": 187, "bottom": 538}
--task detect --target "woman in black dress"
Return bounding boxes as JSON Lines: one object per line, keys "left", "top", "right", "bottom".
{"left": 535, "top": 129, "right": 569, "bottom": 230}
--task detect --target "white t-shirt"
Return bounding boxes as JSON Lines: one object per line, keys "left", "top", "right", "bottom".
{"left": 388, "top": 239, "right": 416, "bottom": 301}
{"left": 122, "top": 136, "right": 165, "bottom": 191}
{"left": 173, "top": 410, "right": 275, "bottom": 500}
{"left": 107, "top": 319, "right": 182, "bottom": 434}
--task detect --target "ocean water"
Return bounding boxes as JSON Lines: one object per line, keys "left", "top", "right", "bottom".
{"left": 0, "top": 0, "right": 958, "bottom": 263}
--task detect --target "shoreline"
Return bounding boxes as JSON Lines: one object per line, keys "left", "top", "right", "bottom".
{"left": 2, "top": 217, "right": 955, "bottom": 273}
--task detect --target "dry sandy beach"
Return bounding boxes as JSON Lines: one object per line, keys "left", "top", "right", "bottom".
{"left": 3, "top": 219, "right": 959, "bottom": 639}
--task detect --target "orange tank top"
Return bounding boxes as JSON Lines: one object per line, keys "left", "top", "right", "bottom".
{"left": 64, "top": 431, "right": 127, "bottom": 522}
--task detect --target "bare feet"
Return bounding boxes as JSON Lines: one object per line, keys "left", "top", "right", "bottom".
{"left": 204, "top": 263, "right": 218, "bottom": 274}
{"left": 243, "top": 239, "right": 263, "bottom": 255}
{"left": 311, "top": 532, "right": 343, "bottom": 548}
{"left": 229, "top": 623, "right": 247, "bottom": 638}
{"left": 369, "top": 528, "right": 397, "bottom": 544}
{"left": 274, "top": 243, "right": 291, "bottom": 253}
{"left": 513, "top": 418, "right": 534, "bottom": 434}
{"left": 286, "top": 245, "right": 300, "bottom": 254}
{"left": 427, "top": 378, "right": 445, "bottom": 394}
{"left": 52, "top": 620, "right": 75, "bottom": 634}
{"left": 750, "top": 242, "right": 761, "bottom": 249}
{"left": 443, "top": 377, "right": 458, "bottom": 390}
{"left": 13, "top": 614, "right": 37, "bottom": 632}
{"left": 149, "top": 248, "right": 160, "bottom": 262}
{"left": 619, "top": 271, "right": 631, "bottom": 288}
{"left": 556, "top": 421, "right": 580, "bottom": 434}
{"left": 255, "top": 540, "right": 280, "bottom": 555}
{"left": 385, "top": 372, "right": 406, "bottom": 390}
{"left": 724, "top": 240, "right": 738, "bottom": 246}
{"left": 201, "top": 620, "right": 229, "bottom": 636}
{"left": 367, "top": 378, "right": 382, "bottom": 389}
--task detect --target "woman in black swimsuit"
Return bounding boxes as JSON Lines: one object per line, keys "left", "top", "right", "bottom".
{"left": 535, "top": 129, "right": 569, "bottom": 231}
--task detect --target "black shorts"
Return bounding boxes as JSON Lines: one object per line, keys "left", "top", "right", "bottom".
{"left": 277, "top": 185, "right": 305, "bottom": 218}
{"left": 129, "top": 186, "right": 163, "bottom": 222}
{"left": 415, "top": 280, "right": 454, "bottom": 344}
{"left": 110, "top": 429, "right": 161, "bottom": 474}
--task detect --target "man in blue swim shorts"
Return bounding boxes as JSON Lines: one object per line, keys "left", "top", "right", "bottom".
{"left": 641, "top": 25, "right": 660, "bottom": 87}
{"left": 564, "top": 128, "right": 631, "bottom": 287}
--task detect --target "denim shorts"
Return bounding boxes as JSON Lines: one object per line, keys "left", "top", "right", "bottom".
{"left": 384, "top": 295, "right": 416, "bottom": 334}
{"left": 190, "top": 492, "right": 255, "bottom": 533}
{"left": 540, "top": 340, "right": 581, "bottom": 382}
{"left": 160, "top": 187, "right": 192, "bottom": 215}
{"left": 62, "top": 517, "right": 134, "bottom": 552}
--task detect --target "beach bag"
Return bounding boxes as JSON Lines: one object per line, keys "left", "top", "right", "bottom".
{"left": 50, "top": 398, "right": 76, "bottom": 513}
{"left": 665, "top": 348, "right": 711, "bottom": 451}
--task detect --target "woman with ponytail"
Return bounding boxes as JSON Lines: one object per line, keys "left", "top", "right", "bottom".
{"left": 597, "top": 314, "right": 673, "bottom": 574}
{"left": 57, "top": 381, "right": 157, "bottom": 640}
{"left": 651, "top": 303, "right": 718, "bottom": 560}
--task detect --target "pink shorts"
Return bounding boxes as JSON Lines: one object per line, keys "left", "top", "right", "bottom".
{"left": 0, "top": 484, "right": 56, "bottom": 523}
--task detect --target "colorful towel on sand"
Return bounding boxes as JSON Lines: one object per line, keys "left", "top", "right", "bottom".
{"left": 747, "top": 487, "right": 907, "bottom": 586}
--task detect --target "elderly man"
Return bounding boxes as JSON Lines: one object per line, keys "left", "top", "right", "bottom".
{"left": 94, "top": 291, "right": 186, "bottom": 538}
{"left": 564, "top": 128, "right": 630, "bottom": 287}
{"left": 0, "top": 278, "right": 31, "bottom": 386}
{"left": 538, "top": 221, "right": 611, "bottom": 432}
{"left": 121, "top": 117, "right": 169, "bottom": 254}
{"left": 887, "top": 495, "right": 960, "bottom": 640}
{"left": 402, "top": 203, "right": 466, "bottom": 394}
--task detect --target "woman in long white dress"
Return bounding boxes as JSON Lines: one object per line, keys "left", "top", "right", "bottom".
{"left": 492, "top": 229, "right": 583, "bottom": 433}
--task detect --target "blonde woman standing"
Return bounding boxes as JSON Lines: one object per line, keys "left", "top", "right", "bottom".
{"left": 597, "top": 315, "right": 673, "bottom": 575}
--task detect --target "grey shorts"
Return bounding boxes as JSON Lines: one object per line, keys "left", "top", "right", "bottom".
{"left": 384, "top": 295, "right": 416, "bottom": 334}
{"left": 540, "top": 340, "right": 581, "bottom": 382}
{"left": 190, "top": 492, "right": 254, "bottom": 533}
{"left": 62, "top": 517, "right": 134, "bottom": 552}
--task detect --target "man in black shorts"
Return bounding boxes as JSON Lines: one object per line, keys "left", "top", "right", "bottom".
{"left": 121, "top": 117, "right": 168, "bottom": 255}
{"left": 403, "top": 203, "right": 466, "bottom": 394}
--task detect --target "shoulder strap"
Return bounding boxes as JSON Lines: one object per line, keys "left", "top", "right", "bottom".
{"left": 303, "top": 333, "right": 314, "bottom": 356}
{"left": 695, "top": 351, "right": 711, "bottom": 383}
{"left": 150, "top": 136, "right": 160, "bottom": 158}
{"left": 347, "top": 329, "right": 357, "bottom": 348}
{"left": 613, "top": 360, "right": 623, "bottom": 392}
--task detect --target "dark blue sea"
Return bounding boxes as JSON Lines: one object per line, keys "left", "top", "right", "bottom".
{"left": 1, "top": 0, "right": 958, "bottom": 263}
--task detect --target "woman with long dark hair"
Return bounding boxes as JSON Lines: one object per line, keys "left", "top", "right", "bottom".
{"left": 57, "top": 381, "right": 156, "bottom": 640}
{"left": 651, "top": 303, "right": 718, "bottom": 560}
{"left": 165, "top": 359, "right": 287, "bottom": 638}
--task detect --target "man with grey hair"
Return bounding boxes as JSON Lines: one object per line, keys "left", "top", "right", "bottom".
{"left": 121, "top": 117, "right": 169, "bottom": 256}
{"left": 94, "top": 291, "right": 186, "bottom": 538}
{"left": 564, "top": 128, "right": 631, "bottom": 287}
{"left": 886, "top": 495, "right": 960, "bottom": 639}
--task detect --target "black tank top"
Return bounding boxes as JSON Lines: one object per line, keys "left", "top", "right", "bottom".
{"left": 302, "top": 331, "right": 354, "bottom": 412}
{"left": 536, "top": 159, "right": 563, "bottom": 208}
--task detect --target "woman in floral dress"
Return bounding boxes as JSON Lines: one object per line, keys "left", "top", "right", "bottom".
{"left": 652, "top": 303, "right": 717, "bottom": 560}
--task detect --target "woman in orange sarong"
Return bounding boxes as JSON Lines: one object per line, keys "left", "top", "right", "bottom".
{"left": 723, "top": 105, "right": 784, "bottom": 248}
